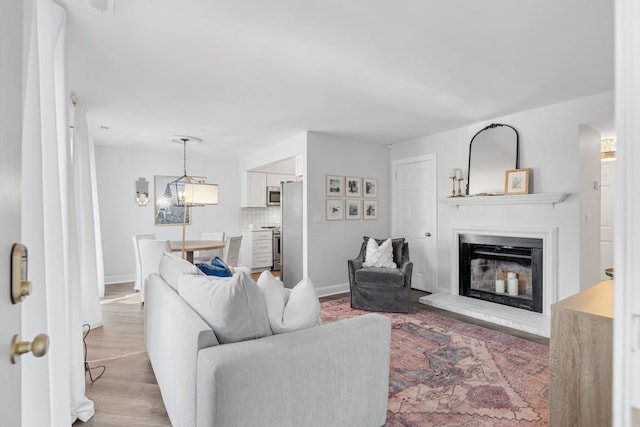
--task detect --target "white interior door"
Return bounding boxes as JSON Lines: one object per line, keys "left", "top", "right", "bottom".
{"left": 392, "top": 155, "right": 437, "bottom": 292}
{"left": 0, "top": 0, "right": 23, "bottom": 423}
{"left": 600, "top": 160, "right": 615, "bottom": 279}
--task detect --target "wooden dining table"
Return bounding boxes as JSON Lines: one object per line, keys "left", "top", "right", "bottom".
{"left": 170, "top": 240, "right": 225, "bottom": 264}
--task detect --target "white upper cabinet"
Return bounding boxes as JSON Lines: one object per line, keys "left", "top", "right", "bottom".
{"left": 266, "top": 173, "right": 295, "bottom": 187}
{"left": 241, "top": 171, "right": 267, "bottom": 207}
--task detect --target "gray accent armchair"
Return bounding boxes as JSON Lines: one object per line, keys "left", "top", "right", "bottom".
{"left": 348, "top": 237, "right": 413, "bottom": 313}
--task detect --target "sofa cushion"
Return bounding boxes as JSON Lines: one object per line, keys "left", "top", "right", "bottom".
{"left": 177, "top": 272, "right": 272, "bottom": 344}
{"left": 257, "top": 271, "right": 321, "bottom": 334}
{"left": 364, "top": 236, "right": 405, "bottom": 266}
{"left": 355, "top": 267, "right": 405, "bottom": 288}
{"left": 362, "top": 238, "right": 396, "bottom": 268}
{"left": 159, "top": 252, "right": 204, "bottom": 291}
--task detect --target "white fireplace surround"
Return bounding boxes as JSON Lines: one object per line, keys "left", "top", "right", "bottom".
{"left": 420, "top": 224, "right": 558, "bottom": 337}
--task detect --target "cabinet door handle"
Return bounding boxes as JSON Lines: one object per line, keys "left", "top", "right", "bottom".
{"left": 425, "top": 232, "right": 431, "bottom": 237}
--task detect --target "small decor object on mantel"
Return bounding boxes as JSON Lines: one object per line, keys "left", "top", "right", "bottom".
{"left": 505, "top": 168, "right": 530, "bottom": 195}
{"left": 326, "top": 175, "right": 344, "bottom": 197}
{"left": 345, "top": 176, "right": 362, "bottom": 197}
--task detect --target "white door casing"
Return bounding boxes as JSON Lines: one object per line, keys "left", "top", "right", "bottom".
{"left": 600, "top": 160, "right": 615, "bottom": 280}
{"left": 392, "top": 155, "right": 437, "bottom": 292}
{"left": 614, "top": 0, "right": 640, "bottom": 424}
{"left": 0, "top": 0, "right": 23, "bottom": 424}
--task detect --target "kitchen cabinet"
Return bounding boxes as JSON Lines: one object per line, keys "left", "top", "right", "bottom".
{"left": 266, "top": 173, "right": 295, "bottom": 187}
{"left": 241, "top": 172, "right": 266, "bottom": 207}
{"left": 238, "top": 229, "right": 273, "bottom": 272}
{"left": 549, "top": 280, "right": 612, "bottom": 427}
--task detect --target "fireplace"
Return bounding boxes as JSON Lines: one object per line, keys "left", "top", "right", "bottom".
{"left": 459, "top": 234, "right": 543, "bottom": 313}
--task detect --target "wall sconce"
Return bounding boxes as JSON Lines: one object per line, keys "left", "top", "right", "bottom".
{"left": 135, "top": 177, "right": 149, "bottom": 206}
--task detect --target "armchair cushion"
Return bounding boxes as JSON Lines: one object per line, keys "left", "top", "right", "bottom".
{"left": 355, "top": 267, "right": 405, "bottom": 288}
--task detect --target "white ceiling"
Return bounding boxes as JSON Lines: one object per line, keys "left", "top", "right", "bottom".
{"left": 62, "top": 0, "right": 614, "bottom": 156}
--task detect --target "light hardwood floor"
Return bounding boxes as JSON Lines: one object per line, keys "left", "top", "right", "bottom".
{"left": 74, "top": 279, "right": 548, "bottom": 426}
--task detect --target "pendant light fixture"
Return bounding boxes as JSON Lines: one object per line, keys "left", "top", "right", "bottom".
{"left": 167, "top": 136, "right": 219, "bottom": 258}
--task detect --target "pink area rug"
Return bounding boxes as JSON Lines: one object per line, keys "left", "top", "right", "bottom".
{"left": 321, "top": 298, "right": 549, "bottom": 427}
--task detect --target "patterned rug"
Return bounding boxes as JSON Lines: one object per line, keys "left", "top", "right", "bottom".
{"left": 320, "top": 298, "right": 549, "bottom": 427}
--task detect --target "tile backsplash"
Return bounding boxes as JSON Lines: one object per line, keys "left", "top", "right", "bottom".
{"left": 240, "top": 206, "right": 281, "bottom": 229}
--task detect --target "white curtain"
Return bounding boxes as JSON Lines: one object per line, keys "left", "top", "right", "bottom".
{"left": 21, "top": 0, "right": 102, "bottom": 424}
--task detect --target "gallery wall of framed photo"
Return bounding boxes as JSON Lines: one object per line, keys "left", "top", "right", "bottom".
{"left": 325, "top": 175, "right": 378, "bottom": 221}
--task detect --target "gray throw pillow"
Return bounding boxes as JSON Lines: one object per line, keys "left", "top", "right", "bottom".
{"left": 177, "top": 271, "right": 272, "bottom": 344}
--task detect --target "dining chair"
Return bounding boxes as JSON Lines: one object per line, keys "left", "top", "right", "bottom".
{"left": 132, "top": 234, "right": 155, "bottom": 292}
{"left": 138, "top": 239, "right": 171, "bottom": 303}
{"left": 194, "top": 231, "right": 226, "bottom": 264}
{"left": 222, "top": 235, "right": 243, "bottom": 268}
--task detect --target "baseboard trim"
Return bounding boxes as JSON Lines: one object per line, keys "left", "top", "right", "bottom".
{"left": 317, "top": 282, "right": 349, "bottom": 298}
{"left": 105, "top": 274, "right": 135, "bottom": 285}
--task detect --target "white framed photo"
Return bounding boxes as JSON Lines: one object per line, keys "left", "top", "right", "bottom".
{"left": 345, "top": 199, "right": 362, "bottom": 220}
{"left": 326, "top": 199, "right": 344, "bottom": 221}
{"left": 326, "top": 175, "right": 344, "bottom": 197}
{"left": 363, "top": 200, "right": 378, "bottom": 220}
{"left": 363, "top": 178, "right": 377, "bottom": 198}
{"left": 345, "top": 176, "right": 361, "bottom": 197}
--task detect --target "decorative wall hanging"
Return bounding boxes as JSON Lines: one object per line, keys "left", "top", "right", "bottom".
{"left": 346, "top": 176, "right": 361, "bottom": 197}
{"left": 363, "top": 178, "right": 377, "bottom": 198}
{"left": 326, "top": 175, "right": 344, "bottom": 197}
{"left": 363, "top": 200, "right": 378, "bottom": 220}
{"left": 326, "top": 199, "right": 344, "bottom": 221}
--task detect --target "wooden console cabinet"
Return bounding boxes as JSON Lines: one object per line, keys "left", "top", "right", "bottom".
{"left": 550, "top": 280, "right": 613, "bottom": 426}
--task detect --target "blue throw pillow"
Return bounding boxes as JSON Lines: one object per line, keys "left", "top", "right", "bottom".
{"left": 196, "top": 257, "right": 232, "bottom": 277}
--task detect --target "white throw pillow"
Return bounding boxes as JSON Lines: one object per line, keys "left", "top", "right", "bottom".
{"left": 177, "top": 272, "right": 272, "bottom": 344}
{"left": 159, "top": 252, "right": 203, "bottom": 291}
{"left": 362, "top": 238, "right": 397, "bottom": 268}
{"left": 257, "top": 271, "right": 321, "bottom": 334}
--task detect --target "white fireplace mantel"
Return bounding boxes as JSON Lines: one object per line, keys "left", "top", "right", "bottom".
{"left": 439, "top": 192, "right": 569, "bottom": 209}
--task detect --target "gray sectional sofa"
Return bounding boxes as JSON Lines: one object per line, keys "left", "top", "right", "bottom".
{"left": 144, "top": 266, "right": 392, "bottom": 427}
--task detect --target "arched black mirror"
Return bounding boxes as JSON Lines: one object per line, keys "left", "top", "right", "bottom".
{"left": 466, "top": 123, "right": 519, "bottom": 195}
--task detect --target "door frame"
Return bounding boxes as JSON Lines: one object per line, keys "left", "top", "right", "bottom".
{"left": 613, "top": 0, "right": 640, "bottom": 422}
{"left": 390, "top": 154, "right": 438, "bottom": 292}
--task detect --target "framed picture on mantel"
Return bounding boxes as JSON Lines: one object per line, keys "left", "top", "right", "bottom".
{"left": 504, "top": 168, "right": 530, "bottom": 195}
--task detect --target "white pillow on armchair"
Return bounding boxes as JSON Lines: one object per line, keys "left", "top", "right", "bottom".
{"left": 362, "top": 237, "right": 397, "bottom": 268}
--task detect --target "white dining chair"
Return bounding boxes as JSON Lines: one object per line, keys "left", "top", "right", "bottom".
{"left": 194, "top": 231, "right": 225, "bottom": 264}
{"left": 222, "top": 235, "right": 242, "bottom": 268}
{"left": 138, "top": 239, "right": 171, "bottom": 303}
{"left": 132, "top": 234, "right": 155, "bottom": 291}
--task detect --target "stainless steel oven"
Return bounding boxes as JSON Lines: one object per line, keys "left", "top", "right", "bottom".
{"left": 272, "top": 228, "right": 281, "bottom": 271}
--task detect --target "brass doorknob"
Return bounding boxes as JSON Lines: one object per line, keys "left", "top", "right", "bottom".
{"left": 11, "top": 333, "right": 49, "bottom": 364}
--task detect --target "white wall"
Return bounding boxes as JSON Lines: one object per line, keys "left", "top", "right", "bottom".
{"left": 578, "top": 124, "right": 602, "bottom": 290}
{"left": 306, "top": 132, "right": 390, "bottom": 294}
{"left": 240, "top": 131, "right": 307, "bottom": 172}
{"left": 95, "top": 146, "right": 241, "bottom": 283}
{"left": 390, "top": 92, "right": 613, "bottom": 301}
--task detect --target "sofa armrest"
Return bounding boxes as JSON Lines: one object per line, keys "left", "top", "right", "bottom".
{"left": 347, "top": 258, "right": 363, "bottom": 287}
{"left": 145, "top": 273, "right": 219, "bottom": 427}
{"left": 196, "top": 313, "right": 391, "bottom": 427}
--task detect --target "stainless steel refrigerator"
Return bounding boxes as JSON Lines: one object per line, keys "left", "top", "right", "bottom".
{"left": 281, "top": 181, "right": 303, "bottom": 288}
